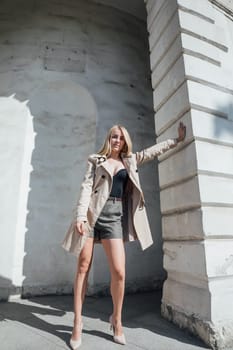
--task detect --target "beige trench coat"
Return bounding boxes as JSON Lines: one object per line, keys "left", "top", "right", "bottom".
{"left": 62, "top": 138, "right": 177, "bottom": 256}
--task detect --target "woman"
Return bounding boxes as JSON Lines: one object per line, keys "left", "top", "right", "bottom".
{"left": 62, "top": 122, "right": 186, "bottom": 349}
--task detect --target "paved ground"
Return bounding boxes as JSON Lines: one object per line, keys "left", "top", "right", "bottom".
{"left": 0, "top": 290, "right": 210, "bottom": 350}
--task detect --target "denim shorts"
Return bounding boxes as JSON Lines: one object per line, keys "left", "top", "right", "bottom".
{"left": 91, "top": 198, "right": 123, "bottom": 240}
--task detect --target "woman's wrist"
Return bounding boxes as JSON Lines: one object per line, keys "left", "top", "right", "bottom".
{"left": 175, "top": 136, "right": 184, "bottom": 143}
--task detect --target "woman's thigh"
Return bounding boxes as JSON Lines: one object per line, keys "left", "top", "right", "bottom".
{"left": 77, "top": 237, "right": 94, "bottom": 272}
{"left": 101, "top": 239, "right": 125, "bottom": 277}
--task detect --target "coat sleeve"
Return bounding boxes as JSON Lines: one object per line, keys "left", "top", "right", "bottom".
{"left": 76, "top": 157, "right": 95, "bottom": 222}
{"left": 136, "top": 138, "right": 178, "bottom": 166}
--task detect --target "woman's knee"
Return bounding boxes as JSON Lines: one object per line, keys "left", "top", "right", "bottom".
{"left": 112, "top": 267, "right": 125, "bottom": 282}
{"left": 78, "top": 256, "right": 92, "bottom": 274}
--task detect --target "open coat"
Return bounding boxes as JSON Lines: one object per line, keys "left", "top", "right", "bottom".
{"left": 62, "top": 138, "right": 177, "bottom": 256}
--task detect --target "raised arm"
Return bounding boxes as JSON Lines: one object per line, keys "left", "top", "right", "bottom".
{"left": 136, "top": 122, "right": 186, "bottom": 166}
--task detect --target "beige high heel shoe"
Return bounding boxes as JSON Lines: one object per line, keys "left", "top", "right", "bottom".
{"left": 70, "top": 322, "right": 83, "bottom": 350}
{"left": 109, "top": 315, "right": 126, "bottom": 345}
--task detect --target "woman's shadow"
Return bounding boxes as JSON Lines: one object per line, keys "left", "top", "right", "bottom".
{"left": 0, "top": 293, "right": 113, "bottom": 348}
{"left": 0, "top": 298, "right": 70, "bottom": 345}
{"left": 0, "top": 290, "right": 210, "bottom": 349}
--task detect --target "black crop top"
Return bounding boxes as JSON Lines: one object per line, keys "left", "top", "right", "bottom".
{"left": 109, "top": 169, "right": 128, "bottom": 198}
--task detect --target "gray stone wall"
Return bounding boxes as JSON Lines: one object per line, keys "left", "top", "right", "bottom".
{"left": 0, "top": 0, "right": 163, "bottom": 299}
{"left": 145, "top": 0, "right": 233, "bottom": 348}
{"left": 93, "top": 0, "right": 147, "bottom": 21}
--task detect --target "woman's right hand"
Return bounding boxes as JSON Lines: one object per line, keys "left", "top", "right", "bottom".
{"left": 176, "top": 121, "right": 186, "bottom": 142}
{"left": 76, "top": 221, "right": 86, "bottom": 235}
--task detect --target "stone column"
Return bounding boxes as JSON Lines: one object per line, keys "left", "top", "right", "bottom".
{"left": 145, "top": 0, "right": 233, "bottom": 349}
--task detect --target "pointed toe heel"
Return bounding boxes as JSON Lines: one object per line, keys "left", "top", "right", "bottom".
{"left": 113, "top": 333, "right": 126, "bottom": 345}
{"left": 70, "top": 322, "right": 83, "bottom": 349}
{"left": 70, "top": 337, "right": 82, "bottom": 350}
{"left": 109, "top": 315, "right": 126, "bottom": 345}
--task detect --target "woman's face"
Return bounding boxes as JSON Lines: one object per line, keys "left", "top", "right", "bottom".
{"left": 110, "top": 127, "right": 125, "bottom": 155}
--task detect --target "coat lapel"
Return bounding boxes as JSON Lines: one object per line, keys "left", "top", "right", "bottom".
{"left": 122, "top": 155, "right": 142, "bottom": 195}
{"left": 98, "top": 159, "right": 113, "bottom": 178}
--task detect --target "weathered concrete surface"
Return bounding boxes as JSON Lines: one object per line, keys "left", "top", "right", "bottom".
{"left": 0, "top": 0, "right": 162, "bottom": 300}
{"left": 0, "top": 291, "right": 210, "bottom": 350}
{"left": 161, "top": 303, "right": 233, "bottom": 350}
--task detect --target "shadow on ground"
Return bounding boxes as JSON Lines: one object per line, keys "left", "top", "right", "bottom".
{"left": 0, "top": 290, "right": 210, "bottom": 350}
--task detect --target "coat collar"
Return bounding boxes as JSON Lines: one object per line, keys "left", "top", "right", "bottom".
{"left": 95, "top": 155, "right": 107, "bottom": 164}
{"left": 94, "top": 153, "right": 133, "bottom": 177}
{"left": 94, "top": 155, "right": 113, "bottom": 177}
{"left": 93, "top": 153, "right": 142, "bottom": 197}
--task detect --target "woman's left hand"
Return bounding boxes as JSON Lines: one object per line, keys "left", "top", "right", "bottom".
{"left": 176, "top": 122, "right": 186, "bottom": 142}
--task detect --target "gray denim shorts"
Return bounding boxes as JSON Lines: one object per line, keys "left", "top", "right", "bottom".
{"left": 90, "top": 198, "right": 123, "bottom": 240}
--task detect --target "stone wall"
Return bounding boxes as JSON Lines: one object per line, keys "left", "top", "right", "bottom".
{"left": 93, "top": 0, "right": 146, "bottom": 21}
{"left": 145, "top": 0, "right": 233, "bottom": 348}
{"left": 0, "top": 0, "right": 163, "bottom": 299}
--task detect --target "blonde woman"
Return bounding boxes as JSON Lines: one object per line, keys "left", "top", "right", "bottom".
{"left": 62, "top": 122, "right": 186, "bottom": 349}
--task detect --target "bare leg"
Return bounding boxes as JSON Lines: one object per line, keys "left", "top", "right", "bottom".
{"left": 101, "top": 238, "right": 125, "bottom": 336}
{"left": 72, "top": 237, "right": 94, "bottom": 340}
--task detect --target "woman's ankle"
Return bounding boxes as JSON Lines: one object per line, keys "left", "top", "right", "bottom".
{"left": 73, "top": 316, "right": 82, "bottom": 326}
{"left": 112, "top": 314, "right": 122, "bottom": 323}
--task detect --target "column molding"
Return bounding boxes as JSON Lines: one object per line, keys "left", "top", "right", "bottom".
{"left": 145, "top": 1, "right": 233, "bottom": 349}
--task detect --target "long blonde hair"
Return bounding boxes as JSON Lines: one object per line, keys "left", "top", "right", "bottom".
{"left": 98, "top": 125, "right": 132, "bottom": 157}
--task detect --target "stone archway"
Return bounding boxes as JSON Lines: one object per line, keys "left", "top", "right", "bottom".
{"left": 0, "top": 0, "right": 160, "bottom": 299}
